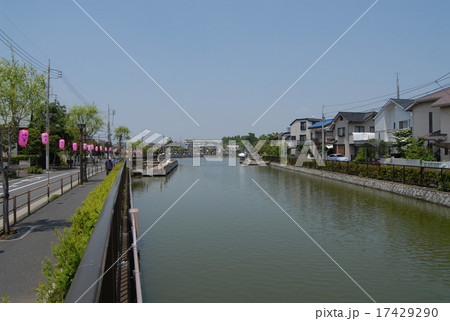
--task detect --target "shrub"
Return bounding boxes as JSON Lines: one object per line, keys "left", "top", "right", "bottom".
{"left": 26, "top": 167, "right": 43, "bottom": 174}
{"left": 35, "top": 162, "right": 123, "bottom": 302}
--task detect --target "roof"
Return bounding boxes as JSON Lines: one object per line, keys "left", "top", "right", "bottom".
{"left": 374, "top": 98, "right": 414, "bottom": 119}
{"left": 289, "top": 118, "right": 321, "bottom": 126}
{"left": 391, "top": 98, "right": 415, "bottom": 109}
{"left": 308, "top": 119, "right": 333, "bottom": 129}
{"left": 407, "top": 87, "right": 450, "bottom": 110}
{"left": 333, "top": 111, "right": 377, "bottom": 123}
{"left": 424, "top": 130, "right": 447, "bottom": 141}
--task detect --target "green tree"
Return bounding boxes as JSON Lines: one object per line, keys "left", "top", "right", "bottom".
{"left": 0, "top": 54, "right": 46, "bottom": 234}
{"left": 114, "top": 125, "right": 130, "bottom": 156}
{"left": 66, "top": 104, "right": 104, "bottom": 140}
{"left": 391, "top": 128, "right": 435, "bottom": 161}
{"left": 21, "top": 101, "right": 71, "bottom": 167}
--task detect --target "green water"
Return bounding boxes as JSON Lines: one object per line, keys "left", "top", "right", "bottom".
{"left": 132, "top": 158, "right": 450, "bottom": 302}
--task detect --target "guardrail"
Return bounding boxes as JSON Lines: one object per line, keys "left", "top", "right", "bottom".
{"left": 262, "top": 156, "right": 450, "bottom": 191}
{"left": 65, "top": 161, "right": 141, "bottom": 302}
{"left": 0, "top": 165, "right": 104, "bottom": 228}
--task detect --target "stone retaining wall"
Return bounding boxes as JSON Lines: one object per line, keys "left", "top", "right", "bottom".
{"left": 269, "top": 162, "right": 450, "bottom": 208}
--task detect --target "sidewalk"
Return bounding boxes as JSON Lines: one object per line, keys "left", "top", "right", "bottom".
{"left": 0, "top": 171, "right": 106, "bottom": 303}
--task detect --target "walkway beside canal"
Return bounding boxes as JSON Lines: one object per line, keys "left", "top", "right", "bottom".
{"left": 0, "top": 172, "right": 105, "bottom": 303}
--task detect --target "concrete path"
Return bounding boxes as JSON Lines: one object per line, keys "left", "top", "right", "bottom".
{"left": 0, "top": 172, "right": 106, "bottom": 303}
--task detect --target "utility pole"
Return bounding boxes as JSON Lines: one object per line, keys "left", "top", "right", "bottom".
{"left": 395, "top": 73, "right": 400, "bottom": 99}
{"left": 107, "top": 105, "right": 111, "bottom": 158}
{"left": 322, "top": 105, "right": 325, "bottom": 160}
{"left": 46, "top": 60, "right": 50, "bottom": 173}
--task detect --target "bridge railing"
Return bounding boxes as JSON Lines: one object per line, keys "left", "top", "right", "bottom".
{"left": 65, "top": 161, "right": 141, "bottom": 302}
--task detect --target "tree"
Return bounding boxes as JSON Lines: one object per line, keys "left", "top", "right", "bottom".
{"left": 0, "top": 54, "right": 46, "bottom": 234}
{"left": 114, "top": 125, "right": 130, "bottom": 156}
{"left": 391, "top": 128, "right": 435, "bottom": 161}
{"left": 21, "top": 101, "right": 71, "bottom": 167}
{"left": 66, "top": 104, "right": 104, "bottom": 140}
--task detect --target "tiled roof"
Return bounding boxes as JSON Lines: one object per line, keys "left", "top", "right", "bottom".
{"left": 391, "top": 98, "right": 415, "bottom": 109}
{"left": 414, "top": 87, "right": 450, "bottom": 108}
{"left": 308, "top": 119, "right": 333, "bottom": 129}
{"left": 289, "top": 118, "right": 321, "bottom": 126}
{"left": 336, "top": 111, "right": 377, "bottom": 122}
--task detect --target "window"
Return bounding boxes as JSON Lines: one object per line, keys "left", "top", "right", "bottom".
{"left": 338, "top": 127, "right": 345, "bottom": 137}
{"left": 354, "top": 126, "right": 364, "bottom": 132}
{"left": 299, "top": 135, "right": 306, "bottom": 142}
{"left": 399, "top": 120, "right": 409, "bottom": 129}
{"left": 393, "top": 122, "right": 396, "bottom": 130}
{"left": 370, "top": 126, "right": 375, "bottom": 133}
{"left": 300, "top": 122, "right": 306, "bottom": 130}
{"left": 429, "top": 112, "right": 433, "bottom": 133}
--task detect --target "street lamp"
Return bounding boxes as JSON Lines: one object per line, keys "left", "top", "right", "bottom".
{"left": 78, "top": 122, "right": 86, "bottom": 185}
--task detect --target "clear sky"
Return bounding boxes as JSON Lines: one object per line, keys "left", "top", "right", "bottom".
{"left": 1, "top": 0, "right": 449, "bottom": 141}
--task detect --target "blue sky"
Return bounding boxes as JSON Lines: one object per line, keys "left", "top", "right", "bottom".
{"left": 1, "top": 0, "right": 449, "bottom": 141}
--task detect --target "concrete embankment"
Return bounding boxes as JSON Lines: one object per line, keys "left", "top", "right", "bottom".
{"left": 269, "top": 162, "right": 450, "bottom": 208}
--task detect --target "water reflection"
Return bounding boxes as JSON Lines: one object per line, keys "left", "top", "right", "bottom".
{"left": 133, "top": 158, "right": 450, "bottom": 302}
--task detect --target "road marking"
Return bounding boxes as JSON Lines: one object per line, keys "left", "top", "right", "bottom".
{"left": 0, "top": 171, "right": 79, "bottom": 196}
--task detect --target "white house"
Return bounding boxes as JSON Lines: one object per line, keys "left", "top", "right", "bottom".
{"left": 374, "top": 99, "right": 414, "bottom": 142}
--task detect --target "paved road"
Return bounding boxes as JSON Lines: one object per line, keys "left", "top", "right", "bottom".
{"left": 0, "top": 171, "right": 105, "bottom": 302}
{"left": 0, "top": 166, "right": 103, "bottom": 218}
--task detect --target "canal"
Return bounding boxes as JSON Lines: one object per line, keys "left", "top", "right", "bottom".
{"left": 132, "top": 158, "right": 450, "bottom": 302}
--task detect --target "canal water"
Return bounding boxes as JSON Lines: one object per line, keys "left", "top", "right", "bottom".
{"left": 132, "top": 158, "right": 450, "bottom": 302}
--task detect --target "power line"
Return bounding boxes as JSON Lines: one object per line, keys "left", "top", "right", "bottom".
{"left": 0, "top": 28, "right": 60, "bottom": 77}
{"left": 61, "top": 74, "right": 90, "bottom": 105}
{"left": 0, "top": 26, "right": 92, "bottom": 107}
{"left": 323, "top": 73, "right": 450, "bottom": 116}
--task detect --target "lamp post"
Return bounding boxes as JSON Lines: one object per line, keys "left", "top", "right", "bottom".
{"left": 78, "top": 123, "right": 86, "bottom": 185}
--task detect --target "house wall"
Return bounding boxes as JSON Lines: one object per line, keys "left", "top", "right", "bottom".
{"left": 333, "top": 115, "right": 375, "bottom": 160}
{"left": 411, "top": 102, "right": 440, "bottom": 137}
{"left": 375, "top": 102, "right": 413, "bottom": 142}
{"left": 333, "top": 116, "right": 350, "bottom": 158}
{"left": 440, "top": 106, "right": 450, "bottom": 161}
{"left": 290, "top": 119, "right": 318, "bottom": 144}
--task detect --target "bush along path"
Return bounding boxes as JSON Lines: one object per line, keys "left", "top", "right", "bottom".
{"left": 35, "top": 163, "right": 123, "bottom": 302}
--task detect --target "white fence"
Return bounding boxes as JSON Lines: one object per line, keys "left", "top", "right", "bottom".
{"left": 380, "top": 158, "right": 450, "bottom": 168}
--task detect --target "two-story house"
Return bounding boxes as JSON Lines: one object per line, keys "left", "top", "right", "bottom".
{"left": 406, "top": 87, "right": 450, "bottom": 161}
{"left": 308, "top": 119, "right": 334, "bottom": 149}
{"left": 330, "top": 112, "right": 377, "bottom": 160}
{"left": 374, "top": 99, "right": 414, "bottom": 142}
{"left": 289, "top": 118, "right": 321, "bottom": 143}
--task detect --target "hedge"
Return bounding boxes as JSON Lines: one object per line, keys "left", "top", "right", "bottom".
{"left": 262, "top": 156, "right": 450, "bottom": 192}
{"left": 35, "top": 162, "right": 123, "bottom": 302}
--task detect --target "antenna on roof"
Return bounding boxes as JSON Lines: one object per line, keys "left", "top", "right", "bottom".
{"left": 395, "top": 72, "right": 401, "bottom": 99}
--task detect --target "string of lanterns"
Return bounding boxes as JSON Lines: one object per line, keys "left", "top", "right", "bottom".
{"left": 18, "top": 129, "right": 117, "bottom": 153}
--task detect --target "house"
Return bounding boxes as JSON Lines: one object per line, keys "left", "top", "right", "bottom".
{"left": 289, "top": 117, "right": 321, "bottom": 152}
{"left": 374, "top": 99, "right": 414, "bottom": 142}
{"left": 308, "top": 119, "right": 334, "bottom": 149}
{"left": 406, "top": 87, "right": 450, "bottom": 161}
{"left": 330, "top": 111, "right": 377, "bottom": 160}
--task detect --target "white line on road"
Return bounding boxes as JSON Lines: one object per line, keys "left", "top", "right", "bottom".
{"left": 0, "top": 171, "right": 79, "bottom": 196}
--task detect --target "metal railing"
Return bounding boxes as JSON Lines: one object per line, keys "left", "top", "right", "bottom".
{"left": 0, "top": 165, "right": 104, "bottom": 229}
{"left": 263, "top": 156, "right": 450, "bottom": 190}
{"left": 65, "top": 161, "right": 141, "bottom": 303}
